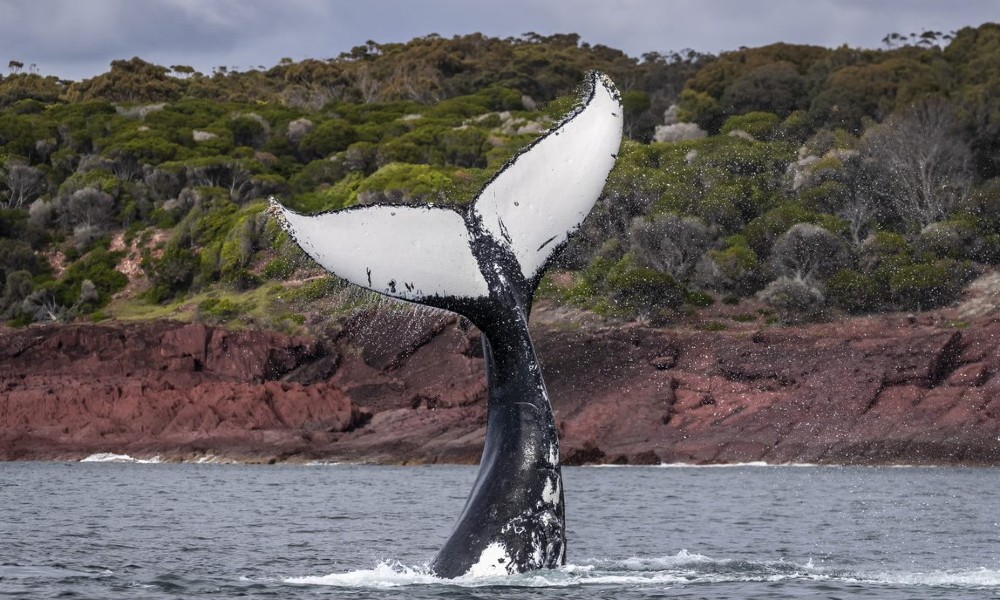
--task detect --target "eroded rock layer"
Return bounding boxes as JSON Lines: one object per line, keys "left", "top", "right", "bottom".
{"left": 2, "top": 311, "right": 999, "bottom": 465}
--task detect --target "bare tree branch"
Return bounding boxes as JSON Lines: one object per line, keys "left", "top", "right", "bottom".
{"left": 862, "top": 98, "right": 972, "bottom": 231}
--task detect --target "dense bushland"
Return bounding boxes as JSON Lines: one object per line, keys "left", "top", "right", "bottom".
{"left": 2, "top": 26, "right": 999, "bottom": 328}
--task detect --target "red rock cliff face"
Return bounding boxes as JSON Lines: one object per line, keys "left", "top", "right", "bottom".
{"left": 2, "top": 311, "right": 999, "bottom": 465}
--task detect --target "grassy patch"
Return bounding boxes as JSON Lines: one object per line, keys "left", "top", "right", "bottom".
{"left": 696, "top": 320, "right": 728, "bottom": 331}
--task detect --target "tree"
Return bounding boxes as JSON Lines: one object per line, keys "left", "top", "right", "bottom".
{"left": 0, "top": 161, "right": 45, "bottom": 209}
{"left": 1, "top": 269, "right": 33, "bottom": 318}
{"left": 64, "top": 57, "right": 181, "bottom": 103}
{"left": 719, "top": 61, "right": 806, "bottom": 117}
{"left": 758, "top": 275, "right": 826, "bottom": 322}
{"left": 627, "top": 214, "right": 711, "bottom": 281}
{"left": 228, "top": 114, "right": 269, "bottom": 148}
{"left": 862, "top": 97, "right": 973, "bottom": 231}
{"left": 768, "top": 223, "right": 850, "bottom": 282}
{"left": 170, "top": 65, "right": 195, "bottom": 78}
{"left": 809, "top": 58, "right": 944, "bottom": 133}
{"left": 299, "top": 119, "right": 357, "bottom": 160}
{"left": 183, "top": 158, "right": 256, "bottom": 203}
{"left": 794, "top": 152, "right": 886, "bottom": 246}
{"left": 834, "top": 170, "right": 882, "bottom": 246}
{"left": 64, "top": 187, "right": 115, "bottom": 247}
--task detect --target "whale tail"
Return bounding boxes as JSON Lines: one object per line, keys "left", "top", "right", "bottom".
{"left": 272, "top": 72, "right": 623, "bottom": 578}
{"left": 269, "top": 71, "right": 622, "bottom": 330}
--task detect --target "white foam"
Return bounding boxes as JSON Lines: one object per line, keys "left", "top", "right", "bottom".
{"left": 285, "top": 560, "right": 689, "bottom": 588}
{"left": 286, "top": 561, "right": 441, "bottom": 587}
{"left": 615, "top": 549, "right": 715, "bottom": 568}
{"left": 651, "top": 462, "right": 823, "bottom": 468}
{"left": 80, "top": 453, "right": 161, "bottom": 463}
{"left": 81, "top": 453, "right": 135, "bottom": 462}
{"left": 865, "top": 568, "right": 1000, "bottom": 588}
{"left": 285, "top": 553, "right": 1000, "bottom": 590}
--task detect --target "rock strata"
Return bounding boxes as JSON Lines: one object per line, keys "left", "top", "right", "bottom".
{"left": 2, "top": 311, "right": 999, "bottom": 465}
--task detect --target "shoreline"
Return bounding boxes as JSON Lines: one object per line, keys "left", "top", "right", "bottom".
{"left": 13, "top": 449, "right": 1000, "bottom": 469}
{"left": 17, "top": 452, "right": 1000, "bottom": 469}
{"left": 3, "top": 308, "right": 1000, "bottom": 467}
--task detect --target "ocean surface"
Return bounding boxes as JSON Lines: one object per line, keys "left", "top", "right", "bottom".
{"left": 1, "top": 460, "right": 998, "bottom": 599}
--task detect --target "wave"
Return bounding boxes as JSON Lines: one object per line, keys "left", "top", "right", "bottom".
{"left": 586, "top": 461, "right": 825, "bottom": 468}
{"left": 285, "top": 551, "right": 1000, "bottom": 590}
{"left": 80, "top": 453, "right": 162, "bottom": 464}
{"left": 588, "top": 462, "right": 967, "bottom": 469}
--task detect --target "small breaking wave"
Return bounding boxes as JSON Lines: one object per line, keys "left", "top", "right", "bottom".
{"left": 586, "top": 462, "right": 825, "bottom": 468}
{"left": 286, "top": 562, "right": 441, "bottom": 587}
{"left": 285, "top": 551, "right": 1000, "bottom": 591}
{"left": 80, "top": 453, "right": 162, "bottom": 464}
{"left": 864, "top": 568, "right": 1000, "bottom": 588}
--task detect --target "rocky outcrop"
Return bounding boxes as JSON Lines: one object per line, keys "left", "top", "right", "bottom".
{"left": 2, "top": 310, "right": 999, "bottom": 465}
{"left": 0, "top": 322, "right": 364, "bottom": 461}
{"left": 547, "top": 317, "right": 1000, "bottom": 466}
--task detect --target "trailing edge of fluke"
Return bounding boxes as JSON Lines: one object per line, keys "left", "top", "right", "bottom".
{"left": 271, "top": 71, "right": 623, "bottom": 577}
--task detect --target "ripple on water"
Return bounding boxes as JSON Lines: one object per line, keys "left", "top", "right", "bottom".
{"left": 2, "top": 463, "right": 997, "bottom": 600}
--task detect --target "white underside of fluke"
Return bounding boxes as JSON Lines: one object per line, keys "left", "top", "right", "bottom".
{"left": 473, "top": 73, "right": 623, "bottom": 283}
{"left": 271, "top": 72, "right": 623, "bottom": 305}
{"left": 276, "top": 204, "right": 489, "bottom": 301}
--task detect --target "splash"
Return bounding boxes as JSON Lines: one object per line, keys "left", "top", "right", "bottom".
{"left": 284, "top": 551, "right": 1000, "bottom": 590}
{"left": 80, "top": 453, "right": 162, "bottom": 463}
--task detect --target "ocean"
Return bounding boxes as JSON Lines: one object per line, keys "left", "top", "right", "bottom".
{"left": 1, "top": 461, "right": 998, "bottom": 599}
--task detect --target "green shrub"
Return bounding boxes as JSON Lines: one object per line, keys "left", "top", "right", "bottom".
{"left": 144, "top": 242, "right": 198, "bottom": 303}
{"left": 758, "top": 276, "right": 826, "bottom": 322}
{"left": 865, "top": 231, "right": 910, "bottom": 255}
{"left": 889, "top": 260, "right": 976, "bottom": 310}
{"left": 290, "top": 158, "right": 347, "bottom": 194}
{"left": 970, "top": 234, "right": 1000, "bottom": 264}
{"left": 606, "top": 255, "right": 686, "bottom": 313}
{"left": 299, "top": 119, "right": 357, "bottom": 160}
{"left": 198, "top": 296, "right": 255, "bottom": 321}
{"left": 720, "top": 112, "right": 781, "bottom": 140}
{"left": 53, "top": 246, "right": 128, "bottom": 310}
{"left": 1, "top": 269, "right": 34, "bottom": 318}
{"left": 743, "top": 204, "right": 815, "bottom": 256}
{"left": 286, "top": 277, "right": 345, "bottom": 302}
{"left": 706, "top": 240, "right": 763, "bottom": 295}
{"left": 262, "top": 257, "right": 294, "bottom": 280}
{"left": 827, "top": 269, "right": 882, "bottom": 314}
{"left": 916, "top": 220, "right": 974, "bottom": 260}
{"left": 0, "top": 236, "right": 49, "bottom": 283}
{"left": 227, "top": 115, "right": 268, "bottom": 148}
{"left": 219, "top": 214, "right": 259, "bottom": 284}
{"left": 775, "top": 110, "right": 814, "bottom": 143}
{"left": 685, "top": 290, "right": 715, "bottom": 307}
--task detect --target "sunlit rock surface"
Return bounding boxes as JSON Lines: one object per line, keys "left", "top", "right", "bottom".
{"left": 2, "top": 310, "right": 999, "bottom": 465}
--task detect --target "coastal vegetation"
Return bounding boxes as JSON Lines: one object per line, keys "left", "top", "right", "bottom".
{"left": 2, "top": 25, "right": 999, "bottom": 330}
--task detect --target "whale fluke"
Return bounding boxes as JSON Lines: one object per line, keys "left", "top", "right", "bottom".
{"left": 272, "top": 71, "right": 623, "bottom": 577}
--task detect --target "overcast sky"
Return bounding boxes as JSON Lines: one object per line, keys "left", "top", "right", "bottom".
{"left": 0, "top": 0, "right": 996, "bottom": 81}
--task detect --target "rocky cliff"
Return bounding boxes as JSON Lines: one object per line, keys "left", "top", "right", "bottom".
{"left": 2, "top": 308, "right": 999, "bottom": 465}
